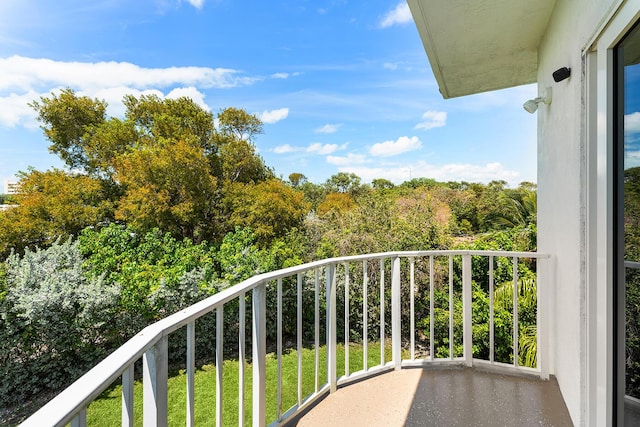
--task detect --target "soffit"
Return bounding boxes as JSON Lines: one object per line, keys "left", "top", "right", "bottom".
{"left": 408, "top": 0, "right": 557, "bottom": 98}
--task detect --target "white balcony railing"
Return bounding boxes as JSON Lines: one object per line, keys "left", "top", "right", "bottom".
{"left": 21, "top": 250, "right": 550, "bottom": 427}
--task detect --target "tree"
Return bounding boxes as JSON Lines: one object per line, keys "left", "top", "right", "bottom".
{"left": 213, "top": 108, "right": 271, "bottom": 184}
{"left": 288, "top": 173, "right": 307, "bottom": 188}
{"left": 30, "top": 89, "right": 107, "bottom": 173}
{"left": 0, "top": 169, "right": 115, "bottom": 258}
{"left": 324, "top": 172, "right": 362, "bottom": 194}
{"left": 114, "top": 138, "right": 219, "bottom": 241}
{"left": 219, "top": 139, "right": 272, "bottom": 184}
{"left": 123, "top": 94, "right": 216, "bottom": 155}
{"left": 400, "top": 177, "right": 438, "bottom": 189}
{"left": 484, "top": 187, "right": 537, "bottom": 230}
{"left": 224, "top": 179, "right": 310, "bottom": 244}
{"left": 79, "top": 224, "right": 216, "bottom": 321}
{"left": 372, "top": 178, "right": 395, "bottom": 190}
{"left": 317, "top": 193, "right": 356, "bottom": 216}
{"left": 217, "top": 107, "right": 263, "bottom": 142}
{"left": 28, "top": 90, "right": 235, "bottom": 243}
{"left": 299, "top": 181, "right": 325, "bottom": 210}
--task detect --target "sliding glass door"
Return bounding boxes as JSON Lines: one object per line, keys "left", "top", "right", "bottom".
{"left": 615, "top": 20, "right": 640, "bottom": 427}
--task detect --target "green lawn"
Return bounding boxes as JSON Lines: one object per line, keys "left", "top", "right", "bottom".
{"left": 87, "top": 342, "right": 394, "bottom": 426}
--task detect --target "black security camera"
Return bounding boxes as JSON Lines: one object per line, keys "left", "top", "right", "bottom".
{"left": 553, "top": 67, "right": 571, "bottom": 82}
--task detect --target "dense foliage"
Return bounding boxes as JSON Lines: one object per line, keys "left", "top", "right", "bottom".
{"left": 0, "top": 89, "right": 539, "bottom": 417}
{"left": 0, "top": 239, "right": 121, "bottom": 405}
{"left": 625, "top": 167, "right": 640, "bottom": 398}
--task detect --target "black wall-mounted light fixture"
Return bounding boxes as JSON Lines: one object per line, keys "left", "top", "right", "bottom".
{"left": 552, "top": 67, "right": 571, "bottom": 82}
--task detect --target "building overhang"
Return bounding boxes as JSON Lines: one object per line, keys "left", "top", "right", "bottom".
{"left": 408, "top": 0, "right": 556, "bottom": 98}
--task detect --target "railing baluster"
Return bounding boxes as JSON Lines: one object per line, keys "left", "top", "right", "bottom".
{"left": 239, "top": 292, "right": 245, "bottom": 427}
{"left": 297, "top": 273, "right": 303, "bottom": 407}
{"left": 449, "top": 256, "right": 454, "bottom": 359}
{"left": 186, "top": 322, "right": 195, "bottom": 427}
{"left": 314, "top": 269, "right": 319, "bottom": 393}
{"left": 252, "top": 284, "right": 266, "bottom": 427}
{"left": 391, "top": 257, "right": 401, "bottom": 370}
{"left": 363, "top": 260, "right": 368, "bottom": 371}
{"left": 344, "top": 262, "right": 350, "bottom": 377}
{"left": 512, "top": 257, "right": 519, "bottom": 368}
{"left": 216, "top": 306, "right": 224, "bottom": 427}
{"left": 380, "top": 258, "right": 385, "bottom": 366}
{"left": 327, "top": 264, "right": 337, "bottom": 393}
{"left": 462, "top": 254, "right": 472, "bottom": 366}
{"left": 429, "top": 255, "right": 434, "bottom": 361}
{"left": 410, "top": 257, "right": 415, "bottom": 361}
{"left": 122, "top": 364, "right": 134, "bottom": 427}
{"left": 143, "top": 335, "right": 168, "bottom": 427}
{"left": 277, "top": 278, "right": 283, "bottom": 420}
{"left": 489, "top": 256, "right": 495, "bottom": 363}
{"left": 70, "top": 408, "right": 86, "bottom": 427}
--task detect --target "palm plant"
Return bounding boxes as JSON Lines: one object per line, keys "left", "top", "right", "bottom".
{"left": 494, "top": 276, "right": 538, "bottom": 367}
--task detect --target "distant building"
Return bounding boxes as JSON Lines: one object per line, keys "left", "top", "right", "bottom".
{"left": 3, "top": 179, "right": 19, "bottom": 195}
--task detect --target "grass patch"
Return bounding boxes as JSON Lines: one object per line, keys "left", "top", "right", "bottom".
{"left": 87, "top": 342, "right": 394, "bottom": 426}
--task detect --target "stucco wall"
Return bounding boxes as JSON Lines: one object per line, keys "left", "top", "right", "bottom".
{"left": 536, "top": 1, "right": 617, "bottom": 425}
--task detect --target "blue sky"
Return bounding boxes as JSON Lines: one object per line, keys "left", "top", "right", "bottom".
{"left": 0, "top": 0, "right": 537, "bottom": 189}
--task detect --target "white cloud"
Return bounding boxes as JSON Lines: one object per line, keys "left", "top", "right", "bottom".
{"left": 0, "top": 56, "right": 250, "bottom": 92}
{"left": 383, "top": 62, "right": 398, "bottom": 70}
{"left": 273, "top": 141, "right": 346, "bottom": 155}
{"left": 0, "top": 55, "right": 267, "bottom": 127}
{"left": 340, "top": 161, "right": 520, "bottom": 185}
{"left": 167, "top": 87, "right": 209, "bottom": 110}
{"left": 270, "top": 72, "right": 302, "bottom": 80}
{"left": 415, "top": 110, "right": 447, "bottom": 131}
{"left": 379, "top": 2, "right": 412, "bottom": 28}
{"left": 369, "top": 136, "right": 422, "bottom": 157}
{"left": 307, "top": 143, "right": 339, "bottom": 155}
{"left": 184, "top": 0, "right": 205, "bottom": 9}
{"left": 626, "top": 112, "right": 640, "bottom": 135}
{"left": 326, "top": 153, "right": 368, "bottom": 166}
{"left": 258, "top": 108, "right": 289, "bottom": 124}
{"left": 0, "top": 91, "right": 39, "bottom": 127}
{"left": 273, "top": 144, "right": 301, "bottom": 154}
{"left": 315, "top": 123, "right": 341, "bottom": 134}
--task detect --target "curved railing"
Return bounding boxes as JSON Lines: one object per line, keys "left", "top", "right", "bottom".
{"left": 21, "top": 250, "right": 549, "bottom": 427}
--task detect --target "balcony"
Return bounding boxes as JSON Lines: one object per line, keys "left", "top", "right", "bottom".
{"left": 21, "top": 250, "right": 571, "bottom": 426}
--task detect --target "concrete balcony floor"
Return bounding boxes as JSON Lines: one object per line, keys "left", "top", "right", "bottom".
{"left": 294, "top": 367, "right": 573, "bottom": 426}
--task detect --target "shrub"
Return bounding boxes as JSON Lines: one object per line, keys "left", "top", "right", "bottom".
{"left": 0, "top": 239, "right": 121, "bottom": 407}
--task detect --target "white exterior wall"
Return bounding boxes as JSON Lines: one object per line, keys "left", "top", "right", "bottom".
{"left": 3, "top": 179, "right": 18, "bottom": 195}
{"left": 536, "top": 1, "right": 618, "bottom": 425}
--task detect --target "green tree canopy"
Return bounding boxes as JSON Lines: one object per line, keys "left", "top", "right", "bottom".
{"left": 224, "top": 179, "right": 310, "bottom": 245}
{"left": 324, "top": 172, "right": 362, "bottom": 194}
{"left": 114, "top": 138, "right": 219, "bottom": 241}
{"left": 30, "top": 88, "right": 107, "bottom": 173}
{"left": 216, "top": 107, "right": 263, "bottom": 142}
{"left": 0, "top": 169, "right": 115, "bottom": 257}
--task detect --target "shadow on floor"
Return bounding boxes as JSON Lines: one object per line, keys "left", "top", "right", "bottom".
{"left": 294, "top": 367, "right": 573, "bottom": 427}
{"left": 404, "top": 368, "right": 573, "bottom": 426}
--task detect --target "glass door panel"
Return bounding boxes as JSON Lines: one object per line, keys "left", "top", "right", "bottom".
{"left": 617, "top": 21, "right": 640, "bottom": 426}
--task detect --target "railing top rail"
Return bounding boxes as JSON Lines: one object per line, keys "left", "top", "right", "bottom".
{"left": 625, "top": 260, "right": 640, "bottom": 269}
{"left": 21, "top": 249, "right": 548, "bottom": 427}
